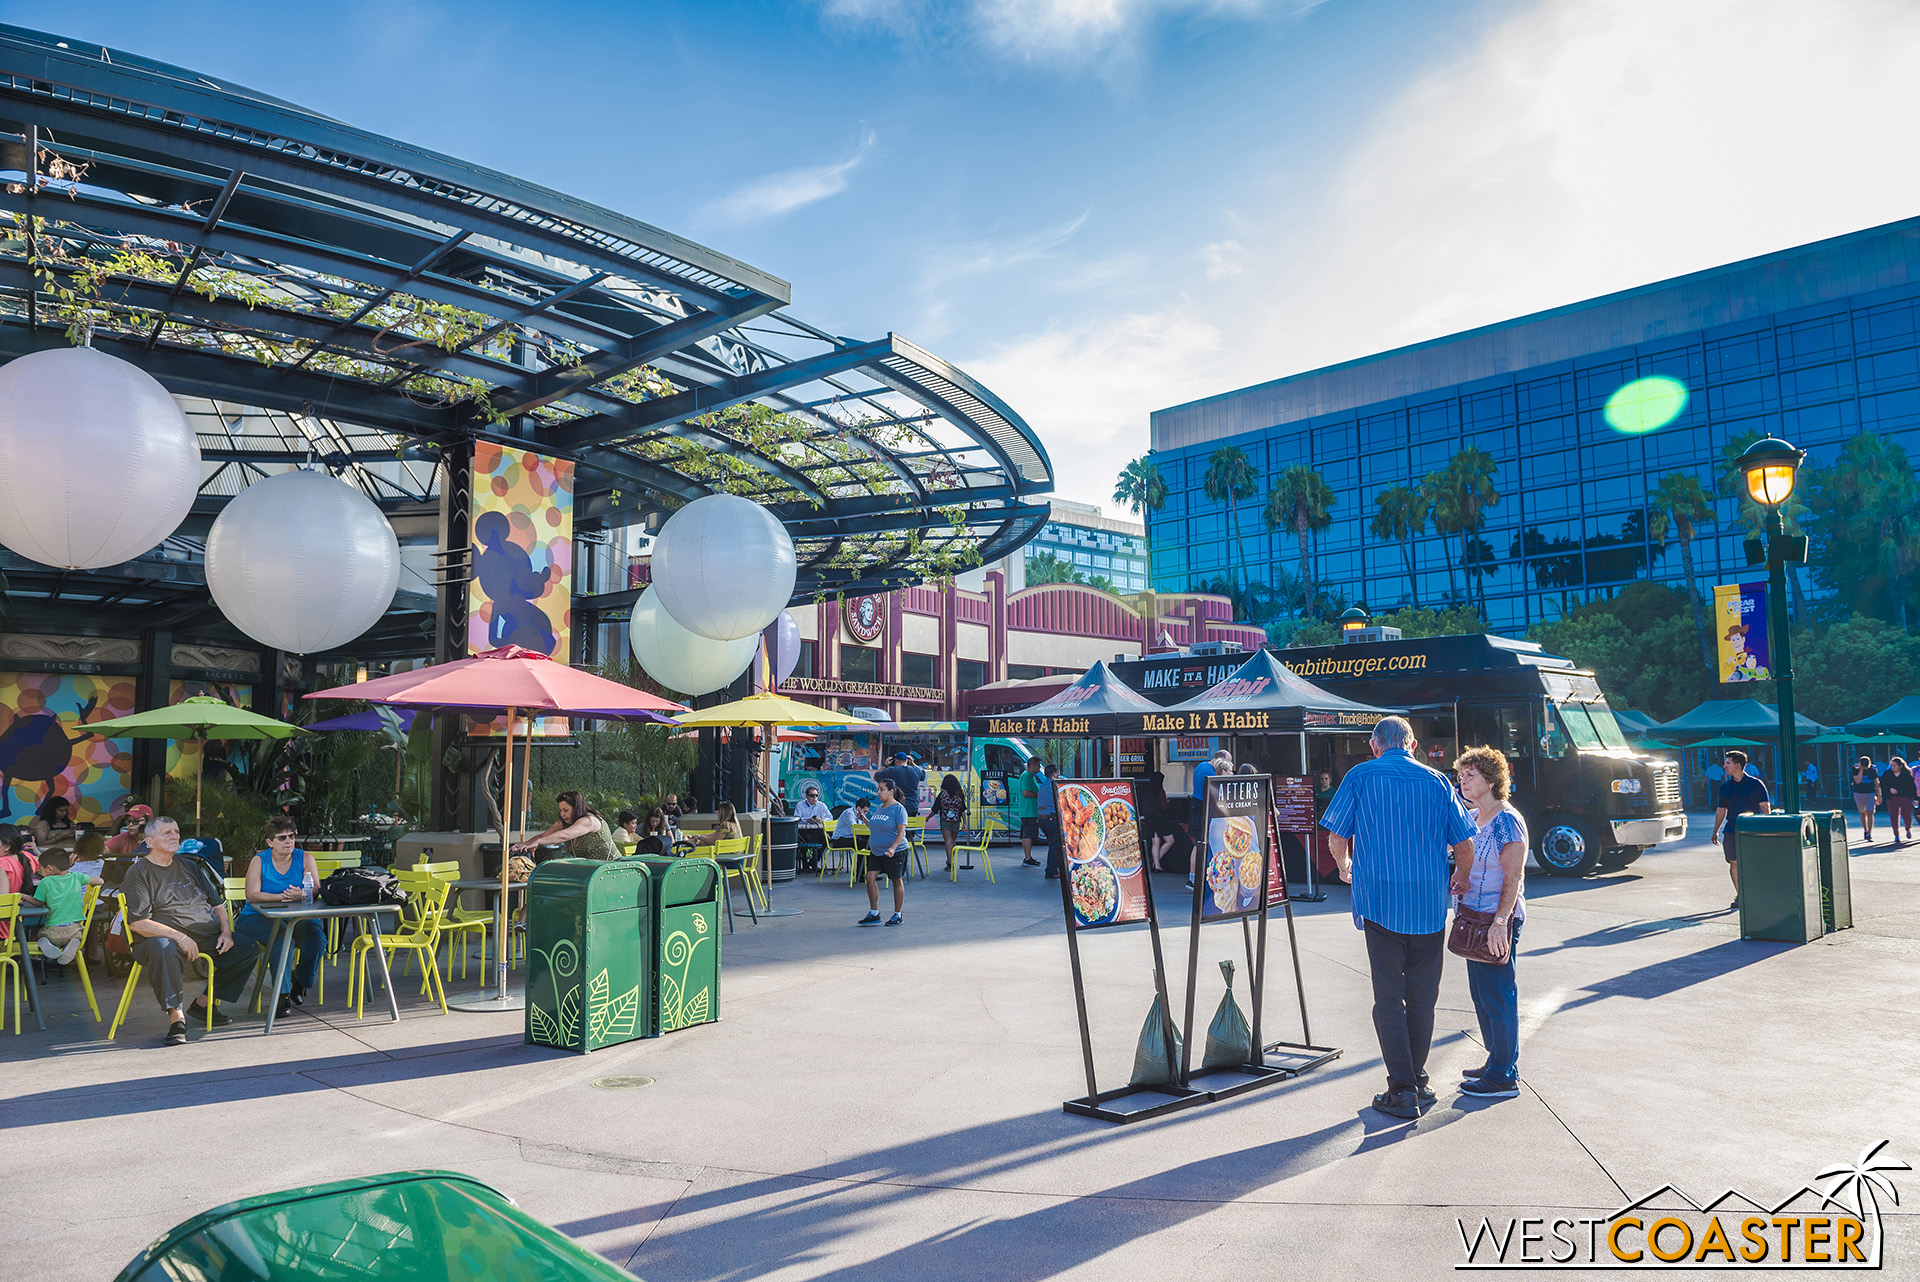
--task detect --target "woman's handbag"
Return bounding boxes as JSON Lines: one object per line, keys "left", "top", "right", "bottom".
{"left": 1448, "top": 904, "right": 1507, "bottom": 964}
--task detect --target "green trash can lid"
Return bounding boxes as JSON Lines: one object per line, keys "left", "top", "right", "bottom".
{"left": 115, "top": 1169, "right": 639, "bottom": 1281}
{"left": 1735, "top": 812, "right": 1815, "bottom": 840}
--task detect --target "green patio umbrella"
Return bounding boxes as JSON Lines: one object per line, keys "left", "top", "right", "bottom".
{"left": 1807, "top": 732, "right": 1861, "bottom": 745}
{"left": 1680, "top": 735, "right": 1766, "bottom": 749}
{"left": 83, "top": 696, "right": 312, "bottom": 832}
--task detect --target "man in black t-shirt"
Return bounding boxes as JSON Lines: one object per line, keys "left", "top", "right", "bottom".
{"left": 874, "top": 754, "right": 925, "bottom": 817}
{"left": 1711, "top": 750, "right": 1770, "bottom": 909}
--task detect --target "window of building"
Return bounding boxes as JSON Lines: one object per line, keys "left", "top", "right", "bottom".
{"left": 839, "top": 645, "right": 878, "bottom": 683}
{"left": 795, "top": 640, "right": 816, "bottom": 680}
{"left": 957, "top": 660, "right": 987, "bottom": 691}
{"left": 1008, "top": 664, "right": 1047, "bottom": 681}
{"left": 901, "top": 652, "right": 936, "bottom": 688}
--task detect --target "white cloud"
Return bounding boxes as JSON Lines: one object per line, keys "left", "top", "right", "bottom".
{"left": 963, "top": 0, "right": 1920, "bottom": 511}
{"left": 704, "top": 127, "right": 876, "bottom": 224}
{"left": 820, "top": 0, "right": 1315, "bottom": 64}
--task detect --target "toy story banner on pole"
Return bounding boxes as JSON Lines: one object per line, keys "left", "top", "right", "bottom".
{"left": 1713, "top": 583, "right": 1770, "bottom": 683}
{"left": 468, "top": 443, "right": 575, "bottom": 736}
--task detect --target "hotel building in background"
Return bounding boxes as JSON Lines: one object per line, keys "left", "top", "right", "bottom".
{"left": 1147, "top": 216, "right": 1920, "bottom": 632}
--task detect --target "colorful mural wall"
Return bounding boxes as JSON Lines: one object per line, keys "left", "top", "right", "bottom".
{"left": 468, "top": 442, "right": 575, "bottom": 737}
{"left": 0, "top": 674, "right": 135, "bottom": 824}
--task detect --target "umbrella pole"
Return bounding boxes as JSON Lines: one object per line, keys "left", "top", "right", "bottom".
{"left": 454, "top": 706, "right": 526, "bottom": 1012}
{"left": 195, "top": 739, "right": 203, "bottom": 836}
{"left": 756, "top": 717, "right": 802, "bottom": 917}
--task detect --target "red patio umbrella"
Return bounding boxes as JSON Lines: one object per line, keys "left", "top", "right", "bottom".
{"left": 307, "top": 646, "right": 686, "bottom": 1011}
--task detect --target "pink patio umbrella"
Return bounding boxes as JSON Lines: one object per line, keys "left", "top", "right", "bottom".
{"left": 307, "top": 646, "right": 685, "bottom": 1011}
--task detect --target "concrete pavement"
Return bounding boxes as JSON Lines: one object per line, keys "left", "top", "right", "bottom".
{"left": 6, "top": 814, "right": 1917, "bottom": 1279}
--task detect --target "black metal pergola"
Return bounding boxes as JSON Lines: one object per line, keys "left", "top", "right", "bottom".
{"left": 0, "top": 24, "right": 1054, "bottom": 665}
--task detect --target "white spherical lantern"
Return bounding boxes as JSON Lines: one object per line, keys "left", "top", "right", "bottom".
{"left": 628, "top": 586, "right": 758, "bottom": 696}
{"left": 650, "top": 493, "right": 797, "bottom": 641}
{"left": 204, "top": 469, "right": 400, "bottom": 653}
{"left": 764, "top": 610, "right": 801, "bottom": 687}
{"left": 0, "top": 346, "right": 201, "bottom": 568}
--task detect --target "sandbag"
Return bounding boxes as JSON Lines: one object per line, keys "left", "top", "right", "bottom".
{"left": 1128, "top": 979, "right": 1184, "bottom": 1087}
{"left": 1202, "top": 959, "right": 1253, "bottom": 1069}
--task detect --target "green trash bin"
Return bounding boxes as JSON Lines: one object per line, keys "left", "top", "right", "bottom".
{"left": 635, "top": 856, "right": 723, "bottom": 1034}
{"left": 1810, "top": 810, "right": 1853, "bottom": 932}
{"left": 525, "top": 858, "right": 653, "bottom": 1052}
{"left": 1735, "top": 813, "right": 1823, "bottom": 944}
{"left": 114, "top": 1169, "right": 638, "bottom": 1281}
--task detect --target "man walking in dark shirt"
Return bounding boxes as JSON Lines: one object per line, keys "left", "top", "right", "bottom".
{"left": 1711, "top": 749, "right": 1770, "bottom": 911}
{"left": 874, "top": 753, "right": 925, "bottom": 817}
{"left": 120, "top": 815, "right": 260, "bottom": 1045}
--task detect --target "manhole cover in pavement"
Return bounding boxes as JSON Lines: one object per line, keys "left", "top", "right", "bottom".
{"left": 590, "top": 1075, "right": 655, "bottom": 1090}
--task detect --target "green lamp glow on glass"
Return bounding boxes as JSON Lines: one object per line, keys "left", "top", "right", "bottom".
{"left": 1603, "top": 376, "right": 1689, "bottom": 434}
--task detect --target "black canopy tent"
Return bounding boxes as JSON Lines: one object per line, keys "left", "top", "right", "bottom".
{"left": 965, "top": 660, "right": 1166, "bottom": 740}
{"left": 1134, "top": 648, "right": 1402, "bottom": 741}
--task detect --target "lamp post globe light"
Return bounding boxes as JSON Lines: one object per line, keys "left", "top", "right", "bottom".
{"left": 1732, "top": 436, "right": 1807, "bottom": 814}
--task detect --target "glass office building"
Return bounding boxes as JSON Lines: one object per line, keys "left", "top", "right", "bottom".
{"left": 1026, "top": 499, "right": 1150, "bottom": 592}
{"left": 1148, "top": 216, "right": 1920, "bottom": 632}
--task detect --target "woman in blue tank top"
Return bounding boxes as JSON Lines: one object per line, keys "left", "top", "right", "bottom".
{"left": 232, "top": 816, "right": 325, "bottom": 1018}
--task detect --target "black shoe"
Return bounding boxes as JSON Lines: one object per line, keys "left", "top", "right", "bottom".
{"left": 290, "top": 982, "right": 307, "bottom": 1007}
{"left": 165, "top": 1020, "right": 187, "bottom": 1046}
{"left": 276, "top": 995, "right": 294, "bottom": 1020}
{"left": 1461, "top": 1064, "right": 1489, "bottom": 1082}
{"left": 1021, "top": 856, "right": 1041, "bottom": 867}
{"left": 1460, "top": 1076, "right": 1520, "bottom": 1099}
{"left": 188, "top": 1001, "right": 233, "bottom": 1028}
{"left": 1045, "top": 872, "right": 1061, "bottom": 880}
{"left": 1416, "top": 1084, "right": 1437, "bottom": 1110}
{"left": 1370, "top": 1088, "right": 1421, "bottom": 1120}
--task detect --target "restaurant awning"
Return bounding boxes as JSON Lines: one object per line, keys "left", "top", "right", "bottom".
{"left": 1121, "top": 647, "right": 1401, "bottom": 737}
{"left": 965, "top": 661, "right": 1165, "bottom": 737}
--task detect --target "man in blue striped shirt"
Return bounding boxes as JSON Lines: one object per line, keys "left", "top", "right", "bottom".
{"left": 1322, "top": 716, "right": 1477, "bottom": 1120}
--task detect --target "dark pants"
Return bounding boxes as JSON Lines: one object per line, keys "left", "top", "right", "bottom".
{"left": 1039, "top": 814, "right": 1063, "bottom": 876}
{"left": 233, "top": 913, "right": 324, "bottom": 993}
{"left": 1465, "top": 918, "right": 1523, "bottom": 1083}
{"left": 131, "top": 931, "right": 260, "bottom": 1011}
{"left": 1363, "top": 919, "right": 1446, "bottom": 1093}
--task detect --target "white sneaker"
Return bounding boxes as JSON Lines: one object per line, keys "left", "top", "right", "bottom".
{"left": 37, "top": 937, "right": 60, "bottom": 960}
{"left": 57, "top": 937, "right": 82, "bottom": 966}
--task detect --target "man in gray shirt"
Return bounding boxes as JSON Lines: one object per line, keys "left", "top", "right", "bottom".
{"left": 119, "top": 815, "right": 259, "bottom": 1045}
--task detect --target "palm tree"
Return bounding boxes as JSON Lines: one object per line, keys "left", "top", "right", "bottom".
{"left": 1817, "top": 1139, "right": 1910, "bottom": 1264}
{"left": 1113, "top": 455, "right": 1168, "bottom": 589}
{"left": 1647, "top": 471, "right": 1718, "bottom": 670}
{"left": 1203, "top": 445, "right": 1259, "bottom": 598}
{"left": 1370, "top": 484, "right": 1430, "bottom": 608}
{"left": 1421, "top": 471, "right": 1459, "bottom": 603}
{"left": 1264, "top": 464, "right": 1336, "bottom": 605}
{"left": 1820, "top": 432, "right": 1920, "bottom": 628}
{"left": 1431, "top": 448, "right": 1500, "bottom": 611}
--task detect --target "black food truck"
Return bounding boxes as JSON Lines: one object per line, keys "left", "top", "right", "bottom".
{"left": 1111, "top": 634, "right": 1684, "bottom": 876}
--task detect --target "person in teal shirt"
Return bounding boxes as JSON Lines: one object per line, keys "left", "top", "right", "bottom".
{"left": 1015, "top": 756, "right": 1045, "bottom": 866}
{"left": 30, "top": 845, "right": 99, "bottom": 965}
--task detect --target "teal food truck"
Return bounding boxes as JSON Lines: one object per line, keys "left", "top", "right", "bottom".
{"left": 782, "top": 721, "right": 1036, "bottom": 828}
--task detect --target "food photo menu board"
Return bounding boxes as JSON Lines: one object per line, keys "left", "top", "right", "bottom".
{"left": 1057, "top": 779, "right": 1149, "bottom": 929}
{"left": 1197, "top": 774, "right": 1274, "bottom": 922}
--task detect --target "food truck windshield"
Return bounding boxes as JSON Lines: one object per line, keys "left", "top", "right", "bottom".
{"left": 1556, "top": 702, "right": 1629, "bottom": 751}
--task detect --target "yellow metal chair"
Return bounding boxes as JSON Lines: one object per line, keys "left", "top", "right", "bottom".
{"left": 949, "top": 818, "right": 999, "bottom": 884}
{"left": 0, "top": 893, "right": 22, "bottom": 1034}
{"left": 820, "top": 829, "right": 860, "bottom": 882}
{"left": 902, "top": 817, "right": 930, "bottom": 880}
{"left": 349, "top": 869, "right": 448, "bottom": 1018}
{"left": 107, "top": 909, "right": 219, "bottom": 1040}
{"left": 67, "top": 883, "right": 104, "bottom": 1021}
{"left": 708, "top": 836, "right": 758, "bottom": 929}
{"left": 413, "top": 860, "right": 491, "bottom": 980}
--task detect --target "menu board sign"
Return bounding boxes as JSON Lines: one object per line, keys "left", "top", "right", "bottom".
{"left": 981, "top": 770, "right": 1010, "bottom": 810}
{"left": 1057, "top": 779, "right": 1149, "bottom": 930}
{"left": 1196, "top": 774, "right": 1274, "bottom": 922}
{"left": 1273, "top": 775, "right": 1317, "bottom": 833}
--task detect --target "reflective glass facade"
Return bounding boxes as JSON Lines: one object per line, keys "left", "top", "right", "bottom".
{"left": 1147, "top": 217, "right": 1920, "bottom": 631}
{"left": 1028, "top": 517, "right": 1150, "bottom": 591}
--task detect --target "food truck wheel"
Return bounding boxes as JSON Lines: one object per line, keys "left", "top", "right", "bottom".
{"left": 1599, "top": 845, "right": 1646, "bottom": 869}
{"left": 1534, "top": 815, "right": 1601, "bottom": 877}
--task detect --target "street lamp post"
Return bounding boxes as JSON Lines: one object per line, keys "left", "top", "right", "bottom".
{"left": 1734, "top": 436, "right": 1808, "bottom": 814}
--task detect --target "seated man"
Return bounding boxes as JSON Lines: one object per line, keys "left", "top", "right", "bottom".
{"left": 831, "top": 797, "right": 871, "bottom": 849}
{"left": 792, "top": 785, "right": 833, "bottom": 870}
{"left": 118, "top": 815, "right": 261, "bottom": 1046}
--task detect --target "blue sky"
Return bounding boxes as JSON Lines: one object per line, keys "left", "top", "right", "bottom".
{"left": 16, "top": 0, "right": 1920, "bottom": 512}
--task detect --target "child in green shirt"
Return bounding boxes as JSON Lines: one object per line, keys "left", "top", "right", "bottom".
{"left": 30, "top": 846, "right": 99, "bottom": 966}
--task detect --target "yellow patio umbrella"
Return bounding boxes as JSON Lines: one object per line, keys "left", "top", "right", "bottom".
{"left": 673, "top": 691, "right": 869, "bottom": 917}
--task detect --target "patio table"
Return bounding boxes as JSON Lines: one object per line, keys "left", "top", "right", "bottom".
{"left": 255, "top": 902, "right": 401, "bottom": 1035}
{"left": 15, "top": 901, "right": 45, "bottom": 1030}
